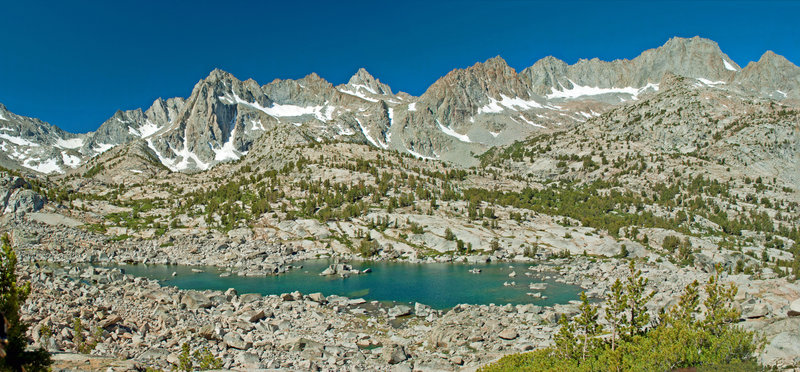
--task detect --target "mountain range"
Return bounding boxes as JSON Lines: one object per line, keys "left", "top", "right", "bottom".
{"left": 0, "top": 36, "right": 798, "bottom": 174}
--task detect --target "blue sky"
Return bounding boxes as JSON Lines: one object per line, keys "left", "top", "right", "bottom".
{"left": 1, "top": 0, "right": 797, "bottom": 133}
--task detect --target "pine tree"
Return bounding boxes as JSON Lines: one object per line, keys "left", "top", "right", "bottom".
{"left": 703, "top": 268, "right": 740, "bottom": 336}
{"left": 575, "top": 291, "right": 602, "bottom": 361}
{"left": 623, "top": 261, "right": 654, "bottom": 339}
{"left": 554, "top": 315, "right": 578, "bottom": 360}
{"left": 606, "top": 278, "right": 626, "bottom": 351}
{"left": 0, "top": 235, "right": 51, "bottom": 371}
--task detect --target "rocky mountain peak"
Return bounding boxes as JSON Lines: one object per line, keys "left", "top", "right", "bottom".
{"left": 661, "top": 36, "right": 722, "bottom": 52}
{"left": 347, "top": 68, "right": 376, "bottom": 85}
{"left": 205, "top": 68, "right": 237, "bottom": 83}
{"left": 0, "top": 103, "right": 11, "bottom": 120}
{"left": 338, "top": 68, "right": 395, "bottom": 98}
{"left": 3, "top": 37, "right": 799, "bottom": 175}
{"left": 481, "top": 56, "right": 512, "bottom": 70}
{"left": 424, "top": 56, "right": 525, "bottom": 102}
{"left": 755, "top": 50, "right": 794, "bottom": 67}
{"left": 735, "top": 50, "right": 800, "bottom": 99}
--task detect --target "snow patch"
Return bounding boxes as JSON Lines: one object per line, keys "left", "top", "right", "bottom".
{"left": 477, "top": 95, "right": 545, "bottom": 114}
{"left": 0, "top": 112, "right": 7, "bottom": 121}
{"left": 230, "top": 94, "right": 334, "bottom": 122}
{"left": 24, "top": 158, "right": 61, "bottom": 174}
{"left": 56, "top": 137, "right": 84, "bottom": 149}
{"left": 436, "top": 120, "right": 471, "bottom": 143}
{"left": 249, "top": 119, "right": 265, "bottom": 131}
{"left": 386, "top": 107, "right": 394, "bottom": 144}
{"left": 488, "top": 131, "right": 500, "bottom": 138}
{"left": 695, "top": 78, "right": 726, "bottom": 86}
{"left": 146, "top": 136, "right": 209, "bottom": 172}
{"left": 408, "top": 102, "right": 417, "bottom": 111}
{"left": 355, "top": 118, "right": 387, "bottom": 149}
{"left": 136, "top": 120, "right": 162, "bottom": 138}
{"left": 212, "top": 127, "right": 244, "bottom": 162}
{"left": 547, "top": 80, "right": 660, "bottom": 101}
{"left": 517, "top": 115, "right": 545, "bottom": 128}
{"left": 407, "top": 148, "right": 438, "bottom": 160}
{"left": 323, "top": 106, "right": 336, "bottom": 121}
{"left": 722, "top": 59, "right": 738, "bottom": 71}
{"left": 385, "top": 131, "right": 393, "bottom": 144}
{"left": 93, "top": 143, "right": 115, "bottom": 154}
{"left": 338, "top": 86, "right": 380, "bottom": 102}
{"left": 776, "top": 90, "right": 787, "bottom": 98}
{"left": 168, "top": 145, "right": 209, "bottom": 171}
{"left": 547, "top": 80, "right": 643, "bottom": 100}
{"left": 61, "top": 152, "right": 81, "bottom": 168}
{"left": 0, "top": 133, "right": 40, "bottom": 147}
{"left": 336, "top": 123, "right": 355, "bottom": 136}
{"left": 130, "top": 169, "right": 143, "bottom": 174}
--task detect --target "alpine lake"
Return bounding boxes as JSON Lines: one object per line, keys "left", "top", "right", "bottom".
{"left": 100, "top": 259, "right": 583, "bottom": 309}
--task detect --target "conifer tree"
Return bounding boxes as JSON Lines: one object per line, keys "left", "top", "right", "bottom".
{"left": 574, "top": 291, "right": 602, "bottom": 361}
{"left": 0, "top": 235, "right": 51, "bottom": 371}
{"left": 605, "top": 278, "right": 626, "bottom": 351}
{"left": 702, "top": 269, "right": 740, "bottom": 336}
{"left": 554, "top": 315, "right": 578, "bottom": 360}
{"left": 624, "top": 260, "right": 654, "bottom": 339}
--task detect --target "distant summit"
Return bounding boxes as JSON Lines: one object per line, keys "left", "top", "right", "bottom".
{"left": 0, "top": 36, "right": 797, "bottom": 174}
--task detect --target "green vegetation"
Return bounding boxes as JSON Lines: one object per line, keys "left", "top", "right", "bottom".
{"left": 30, "top": 135, "right": 797, "bottom": 276}
{"left": 83, "top": 163, "right": 105, "bottom": 178}
{"left": 0, "top": 235, "right": 51, "bottom": 371}
{"left": 464, "top": 180, "right": 675, "bottom": 238}
{"left": 482, "top": 264, "right": 761, "bottom": 372}
{"left": 71, "top": 318, "right": 101, "bottom": 354}
{"left": 176, "top": 343, "right": 223, "bottom": 371}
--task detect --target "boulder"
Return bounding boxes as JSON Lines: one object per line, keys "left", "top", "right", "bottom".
{"left": 235, "top": 352, "right": 263, "bottom": 369}
{"left": 388, "top": 305, "right": 412, "bottom": 318}
{"left": 498, "top": 328, "right": 519, "bottom": 340}
{"left": 308, "top": 292, "right": 327, "bottom": 303}
{"left": 392, "top": 365, "right": 412, "bottom": 372}
{"left": 414, "top": 303, "right": 431, "bottom": 318}
{"left": 100, "top": 315, "right": 122, "bottom": 329}
{"left": 3, "top": 189, "right": 44, "bottom": 215}
{"left": 181, "top": 291, "right": 212, "bottom": 309}
{"left": 789, "top": 298, "right": 800, "bottom": 316}
{"left": 289, "top": 337, "right": 324, "bottom": 352}
{"left": 382, "top": 343, "right": 408, "bottom": 364}
{"left": 198, "top": 324, "right": 216, "bottom": 340}
{"left": 239, "top": 293, "right": 261, "bottom": 303}
{"left": 760, "top": 330, "right": 800, "bottom": 366}
{"left": 241, "top": 309, "right": 266, "bottom": 323}
{"left": 742, "top": 301, "right": 769, "bottom": 319}
{"left": 223, "top": 332, "right": 251, "bottom": 350}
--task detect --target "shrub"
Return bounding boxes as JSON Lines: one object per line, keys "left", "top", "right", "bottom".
{"left": 481, "top": 266, "right": 761, "bottom": 372}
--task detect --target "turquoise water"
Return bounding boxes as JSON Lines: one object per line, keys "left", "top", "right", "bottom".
{"left": 107, "top": 260, "right": 582, "bottom": 309}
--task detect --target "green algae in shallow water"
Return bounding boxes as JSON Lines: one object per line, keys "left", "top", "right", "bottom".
{"left": 347, "top": 288, "right": 370, "bottom": 298}
{"left": 101, "top": 259, "right": 583, "bottom": 309}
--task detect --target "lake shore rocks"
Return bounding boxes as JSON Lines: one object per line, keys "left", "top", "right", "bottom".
{"left": 4, "top": 216, "right": 799, "bottom": 370}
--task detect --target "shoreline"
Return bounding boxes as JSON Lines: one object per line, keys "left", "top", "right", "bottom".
{"left": 7, "top": 218, "right": 800, "bottom": 370}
